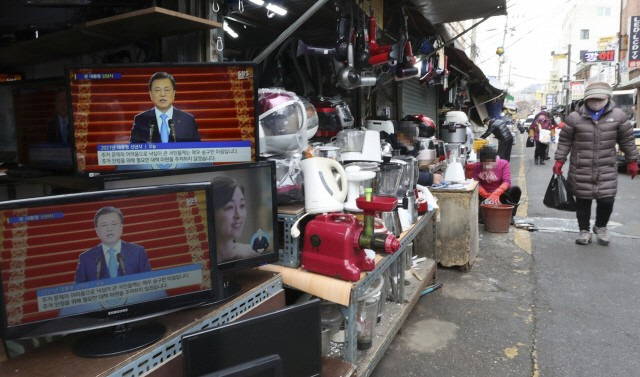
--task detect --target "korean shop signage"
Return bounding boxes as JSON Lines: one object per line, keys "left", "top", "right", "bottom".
{"left": 629, "top": 15, "right": 640, "bottom": 68}
{"left": 582, "top": 50, "right": 615, "bottom": 63}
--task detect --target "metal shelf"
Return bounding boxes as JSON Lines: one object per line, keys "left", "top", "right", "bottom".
{"left": 342, "top": 210, "right": 437, "bottom": 363}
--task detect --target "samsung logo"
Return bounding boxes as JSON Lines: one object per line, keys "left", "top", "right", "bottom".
{"left": 108, "top": 308, "right": 128, "bottom": 315}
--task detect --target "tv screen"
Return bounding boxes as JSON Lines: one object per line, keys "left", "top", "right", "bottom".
{"left": 182, "top": 299, "right": 322, "bottom": 377}
{"left": 0, "top": 182, "right": 218, "bottom": 356}
{"left": 66, "top": 62, "right": 259, "bottom": 174}
{"left": 11, "top": 78, "right": 74, "bottom": 171}
{"left": 99, "top": 161, "right": 278, "bottom": 301}
{"left": 0, "top": 83, "right": 17, "bottom": 165}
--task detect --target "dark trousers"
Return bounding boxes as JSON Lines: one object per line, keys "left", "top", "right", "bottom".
{"left": 497, "top": 140, "right": 513, "bottom": 162}
{"left": 534, "top": 141, "right": 548, "bottom": 162}
{"left": 575, "top": 197, "right": 615, "bottom": 231}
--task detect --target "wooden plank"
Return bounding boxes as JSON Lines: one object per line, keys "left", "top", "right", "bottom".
{"left": 0, "top": 7, "right": 221, "bottom": 67}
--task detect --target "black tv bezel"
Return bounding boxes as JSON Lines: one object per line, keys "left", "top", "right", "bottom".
{"left": 181, "top": 299, "right": 322, "bottom": 377}
{"left": 200, "top": 354, "right": 283, "bottom": 377}
{"left": 2, "top": 76, "right": 73, "bottom": 172}
{"left": 0, "top": 182, "right": 219, "bottom": 340}
{"left": 64, "top": 61, "right": 261, "bottom": 175}
{"left": 99, "top": 160, "right": 280, "bottom": 274}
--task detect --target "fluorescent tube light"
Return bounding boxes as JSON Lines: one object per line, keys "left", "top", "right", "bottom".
{"left": 266, "top": 3, "right": 287, "bottom": 15}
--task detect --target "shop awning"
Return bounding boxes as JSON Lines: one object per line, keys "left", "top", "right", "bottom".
{"left": 409, "top": 0, "right": 507, "bottom": 25}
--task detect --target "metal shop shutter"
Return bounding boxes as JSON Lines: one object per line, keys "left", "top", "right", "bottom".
{"left": 401, "top": 79, "right": 438, "bottom": 121}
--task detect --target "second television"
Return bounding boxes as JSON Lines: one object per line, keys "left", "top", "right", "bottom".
{"left": 101, "top": 161, "right": 279, "bottom": 299}
{"left": 65, "top": 62, "right": 259, "bottom": 174}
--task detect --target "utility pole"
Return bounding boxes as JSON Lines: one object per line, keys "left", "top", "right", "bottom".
{"left": 564, "top": 44, "right": 572, "bottom": 115}
{"left": 498, "top": 17, "right": 508, "bottom": 82}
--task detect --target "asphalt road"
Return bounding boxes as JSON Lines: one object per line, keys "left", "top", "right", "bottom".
{"left": 371, "top": 136, "right": 640, "bottom": 377}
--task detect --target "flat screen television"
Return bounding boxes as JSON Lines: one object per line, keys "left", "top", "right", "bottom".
{"left": 182, "top": 299, "right": 322, "bottom": 377}
{"left": 65, "top": 62, "right": 259, "bottom": 174}
{"left": 9, "top": 77, "right": 74, "bottom": 171}
{"left": 98, "top": 161, "right": 279, "bottom": 301}
{"left": 0, "top": 182, "right": 219, "bottom": 357}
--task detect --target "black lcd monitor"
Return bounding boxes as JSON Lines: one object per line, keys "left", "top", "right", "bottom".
{"left": 182, "top": 299, "right": 322, "bottom": 377}
{"left": 201, "top": 355, "right": 283, "bottom": 377}
{"left": 0, "top": 182, "right": 218, "bottom": 357}
{"left": 65, "top": 62, "right": 259, "bottom": 175}
{"left": 11, "top": 77, "right": 74, "bottom": 171}
{"left": 0, "top": 83, "right": 17, "bottom": 165}
{"left": 99, "top": 161, "right": 279, "bottom": 301}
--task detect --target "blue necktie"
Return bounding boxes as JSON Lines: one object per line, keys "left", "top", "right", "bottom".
{"left": 108, "top": 248, "right": 118, "bottom": 278}
{"left": 160, "top": 113, "right": 169, "bottom": 143}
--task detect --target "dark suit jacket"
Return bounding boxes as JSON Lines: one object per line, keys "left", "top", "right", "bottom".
{"left": 74, "top": 241, "right": 152, "bottom": 283}
{"left": 46, "top": 116, "right": 69, "bottom": 144}
{"left": 129, "top": 108, "right": 201, "bottom": 143}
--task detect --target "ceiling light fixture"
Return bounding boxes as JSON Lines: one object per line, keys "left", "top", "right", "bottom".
{"left": 265, "top": 3, "right": 287, "bottom": 16}
{"left": 248, "top": 0, "right": 265, "bottom": 5}
{"left": 223, "top": 21, "right": 239, "bottom": 38}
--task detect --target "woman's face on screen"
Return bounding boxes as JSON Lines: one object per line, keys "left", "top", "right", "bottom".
{"left": 215, "top": 187, "right": 247, "bottom": 241}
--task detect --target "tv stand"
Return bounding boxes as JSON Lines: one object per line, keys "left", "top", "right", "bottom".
{"left": 73, "top": 322, "right": 166, "bottom": 358}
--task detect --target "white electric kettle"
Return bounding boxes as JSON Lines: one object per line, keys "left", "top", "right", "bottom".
{"left": 301, "top": 157, "right": 348, "bottom": 214}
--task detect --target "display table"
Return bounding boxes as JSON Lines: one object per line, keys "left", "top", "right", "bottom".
{"left": 0, "top": 269, "right": 284, "bottom": 377}
{"left": 429, "top": 180, "right": 479, "bottom": 270}
{"left": 260, "top": 210, "right": 437, "bottom": 377}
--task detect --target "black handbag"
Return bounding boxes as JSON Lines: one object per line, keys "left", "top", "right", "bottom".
{"left": 543, "top": 174, "right": 576, "bottom": 211}
{"left": 526, "top": 137, "right": 535, "bottom": 148}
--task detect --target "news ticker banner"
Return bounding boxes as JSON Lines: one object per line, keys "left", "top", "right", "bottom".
{"left": 96, "top": 141, "right": 252, "bottom": 166}
{"left": 36, "top": 264, "right": 203, "bottom": 312}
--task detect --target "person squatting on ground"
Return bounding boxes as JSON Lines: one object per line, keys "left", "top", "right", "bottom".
{"left": 480, "top": 117, "right": 514, "bottom": 161}
{"left": 553, "top": 82, "right": 639, "bottom": 246}
{"left": 528, "top": 110, "right": 555, "bottom": 165}
{"left": 473, "top": 145, "right": 521, "bottom": 224}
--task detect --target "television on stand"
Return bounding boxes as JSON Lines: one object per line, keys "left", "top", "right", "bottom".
{"left": 0, "top": 182, "right": 219, "bottom": 357}
{"left": 96, "top": 161, "right": 279, "bottom": 302}
{"left": 2, "top": 77, "right": 74, "bottom": 173}
{"left": 182, "top": 299, "right": 322, "bottom": 377}
{"left": 65, "top": 62, "right": 259, "bottom": 175}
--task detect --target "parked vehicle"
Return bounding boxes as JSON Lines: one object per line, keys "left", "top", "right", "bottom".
{"left": 612, "top": 89, "right": 637, "bottom": 127}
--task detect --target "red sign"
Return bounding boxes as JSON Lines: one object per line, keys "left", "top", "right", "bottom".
{"left": 582, "top": 50, "right": 615, "bottom": 63}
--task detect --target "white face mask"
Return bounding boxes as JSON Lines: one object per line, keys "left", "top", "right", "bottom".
{"left": 586, "top": 98, "right": 608, "bottom": 111}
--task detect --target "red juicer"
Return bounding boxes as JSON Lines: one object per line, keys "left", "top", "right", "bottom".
{"left": 301, "top": 193, "right": 400, "bottom": 282}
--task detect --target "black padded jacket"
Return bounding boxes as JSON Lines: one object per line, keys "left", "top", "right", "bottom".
{"left": 480, "top": 119, "right": 513, "bottom": 142}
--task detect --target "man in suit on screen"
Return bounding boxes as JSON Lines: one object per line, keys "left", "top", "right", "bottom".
{"left": 74, "top": 206, "right": 152, "bottom": 283}
{"left": 129, "top": 71, "right": 201, "bottom": 143}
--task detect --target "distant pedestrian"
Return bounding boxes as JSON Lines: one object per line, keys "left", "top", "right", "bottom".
{"left": 553, "top": 82, "right": 639, "bottom": 246}
{"left": 528, "top": 110, "right": 555, "bottom": 165}
{"left": 480, "top": 117, "right": 514, "bottom": 161}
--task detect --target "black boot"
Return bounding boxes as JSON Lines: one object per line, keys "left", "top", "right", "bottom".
{"left": 534, "top": 158, "right": 539, "bottom": 165}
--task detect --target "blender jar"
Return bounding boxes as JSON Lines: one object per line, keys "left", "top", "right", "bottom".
{"left": 376, "top": 162, "right": 402, "bottom": 197}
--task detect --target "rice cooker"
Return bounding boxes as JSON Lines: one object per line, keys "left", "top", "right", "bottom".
{"left": 440, "top": 111, "right": 469, "bottom": 144}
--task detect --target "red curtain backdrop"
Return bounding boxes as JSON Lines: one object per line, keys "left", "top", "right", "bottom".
{"left": 1, "top": 190, "right": 212, "bottom": 326}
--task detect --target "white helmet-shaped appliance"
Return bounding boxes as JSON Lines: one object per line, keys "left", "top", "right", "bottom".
{"left": 258, "top": 88, "right": 308, "bottom": 154}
